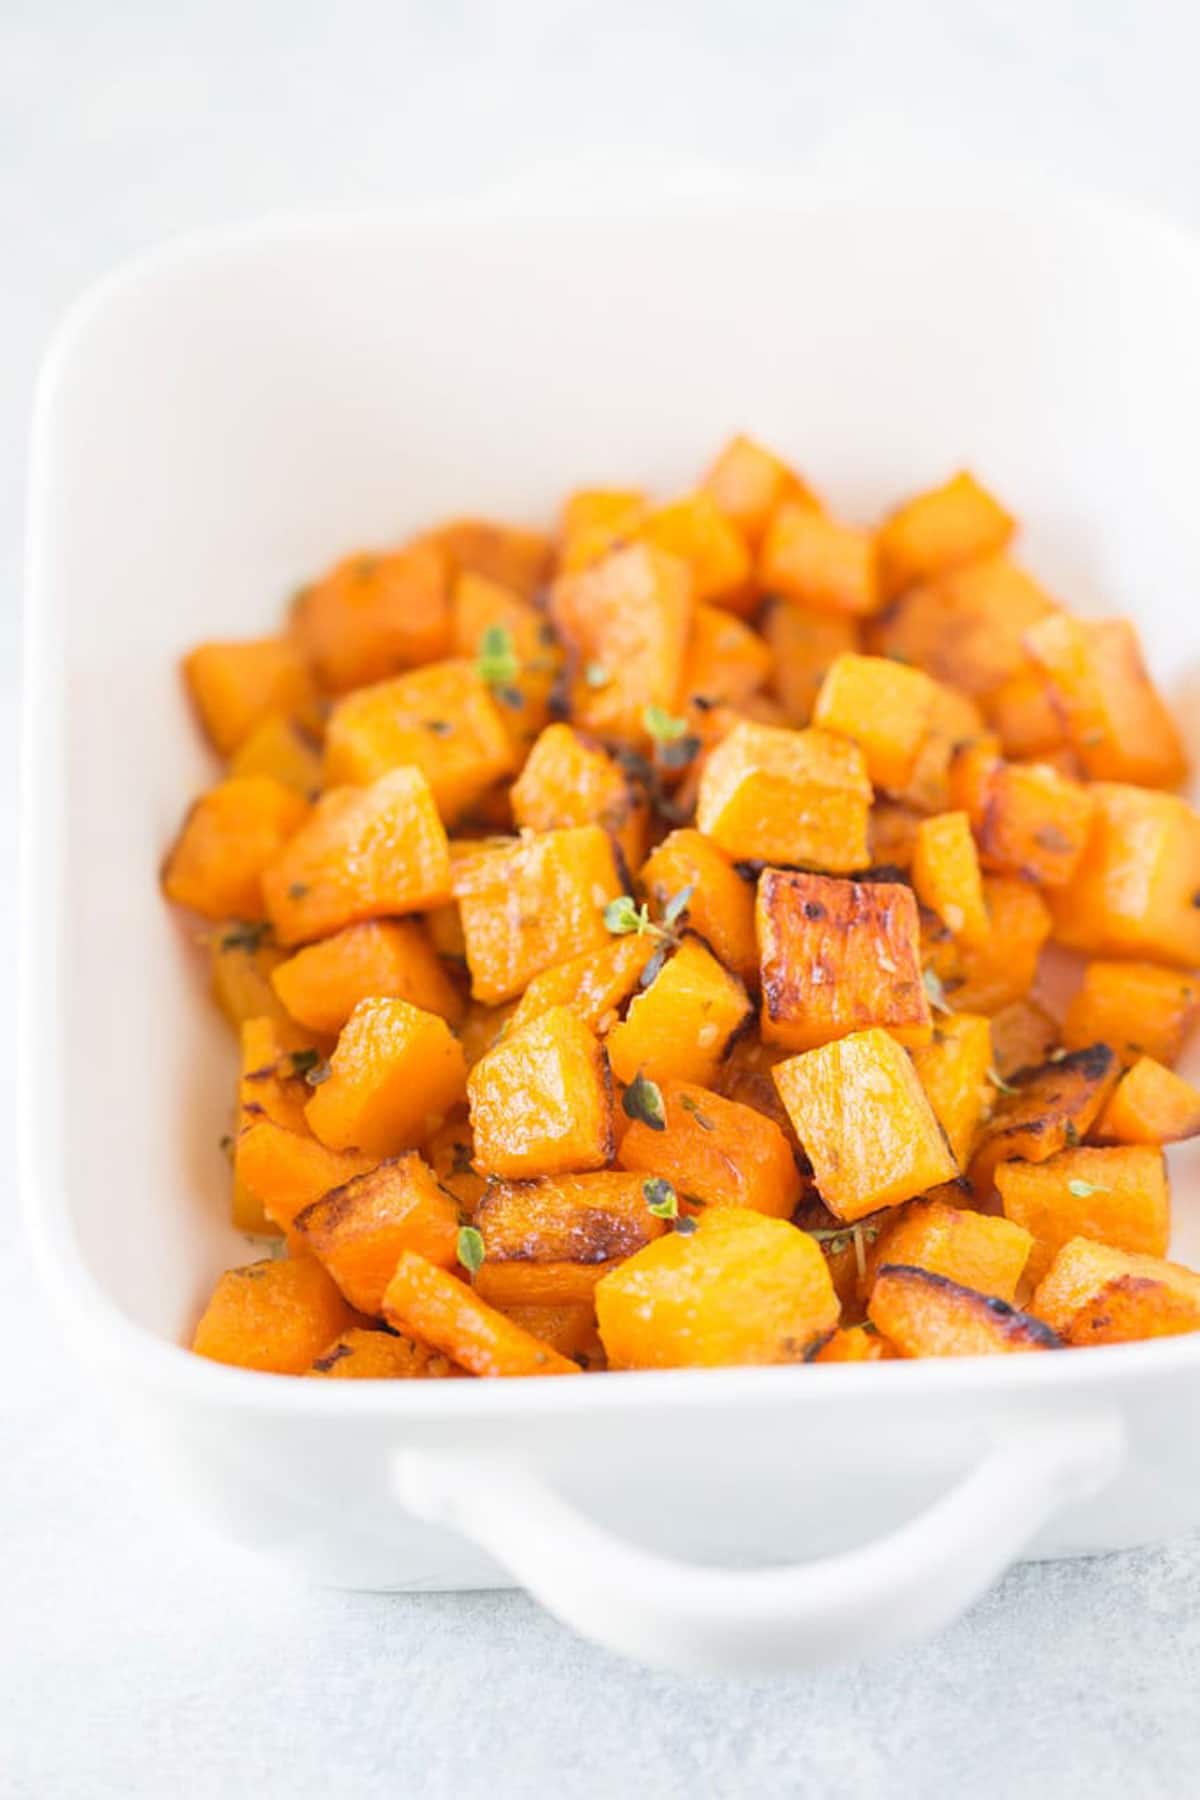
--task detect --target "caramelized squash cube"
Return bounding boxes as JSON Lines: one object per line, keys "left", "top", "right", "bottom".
{"left": 640, "top": 829, "right": 758, "bottom": 988}
{"left": 617, "top": 1079, "right": 800, "bottom": 1218}
{"left": 162, "top": 777, "right": 309, "bottom": 921}
{"left": 209, "top": 923, "right": 293, "bottom": 1032}
{"left": 549, "top": 542, "right": 693, "bottom": 746}
{"left": 468, "top": 1006, "right": 614, "bottom": 1178}
{"left": 308, "top": 1326, "right": 459, "bottom": 1379}
{"left": 271, "top": 919, "right": 464, "bottom": 1036}
{"left": 773, "top": 1027, "right": 958, "bottom": 1221}
{"left": 322, "top": 660, "right": 514, "bottom": 821}
{"left": 263, "top": 767, "right": 451, "bottom": 946}
{"left": 637, "top": 492, "right": 753, "bottom": 610}
{"left": 812, "top": 653, "right": 939, "bottom": 791}
{"left": 511, "top": 723, "right": 649, "bottom": 867}
{"left": 183, "top": 636, "right": 319, "bottom": 756}
{"left": 606, "top": 935, "right": 753, "bottom": 1089}
{"left": 1025, "top": 613, "right": 1187, "bottom": 789}
{"left": 680, "top": 603, "right": 771, "bottom": 709}
{"left": 475, "top": 1171, "right": 664, "bottom": 1298}
{"left": 596, "top": 1207, "right": 840, "bottom": 1369}
{"left": 450, "top": 571, "right": 562, "bottom": 755}
{"left": 292, "top": 1152, "right": 460, "bottom": 1313}
{"left": 757, "top": 869, "right": 930, "bottom": 1052}
{"left": 452, "top": 825, "right": 623, "bottom": 1004}
{"left": 383, "top": 1251, "right": 580, "bottom": 1376}
{"left": 995, "top": 1144, "right": 1170, "bottom": 1284}
{"left": 491, "top": 1304, "right": 603, "bottom": 1368}
{"left": 910, "top": 811, "right": 989, "bottom": 945}
{"left": 700, "top": 433, "right": 818, "bottom": 546}
{"left": 970, "top": 1045, "right": 1119, "bottom": 1194}
{"left": 983, "top": 666, "right": 1067, "bottom": 759}
{"left": 868, "top": 555, "right": 1057, "bottom": 699}
{"left": 1096, "top": 1056, "right": 1200, "bottom": 1146}
{"left": 909, "top": 1012, "right": 994, "bottom": 1166}
{"left": 863, "top": 1199, "right": 1032, "bottom": 1304}
{"left": 235, "top": 1015, "right": 314, "bottom": 1141}
{"left": 695, "top": 720, "right": 871, "bottom": 871}
{"left": 1031, "top": 1237, "right": 1200, "bottom": 1344}
{"left": 228, "top": 713, "right": 322, "bottom": 795}
{"left": 193, "top": 1257, "right": 358, "bottom": 1374}
{"left": 432, "top": 516, "right": 553, "bottom": 600}
{"left": 557, "top": 488, "right": 647, "bottom": 572}
{"left": 760, "top": 504, "right": 878, "bottom": 617}
{"left": 762, "top": 598, "right": 860, "bottom": 727}
{"left": 232, "top": 1120, "right": 376, "bottom": 1234}
{"left": 305, "top": 997, "right": 468, "bottom": 1158}
{"left": 989, "top": 999, "right": 1060, "bottom": 1079}
{"left": 922, "top": 873, "right": 1051, "bottom": 1015}
{"left": 869, "top": 1265, "right": 1060, "bottom": 1356}
{"left": 293, "top": 539, "right": 451, "bottom": 693}
{"left": 1063, "top": 960, "right": 1198, "bottom": 1068}
{"left": 1047, "top": 783, "right": 1200, "bottom": 968}
{"left": 875, "top": 471, "right": 1015, "bottom": 600}
{"left": 508, "top": 936, "right": 657, "bottom": 1037}
{"left": 977, "top": 760, "right": 1095, "bottom": 887}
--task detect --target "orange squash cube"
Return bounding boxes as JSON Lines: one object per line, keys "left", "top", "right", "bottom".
{"left": 1031, "top": 1237, "right": 1200, "bottom": 1344}
{"left": 640, "top": 829, "right": 758, "bottom": 988}
{"left": 923, "top": 873, "right": 1051, "bottom": 1015}
{"left": 450, "top": 572, "right": 562, "bottom": 755}
{"left": 695, "top": 720, "right": 871, "bottom": 871}
{"left": 606, "top": 935, "right": 753, "bottom": 1089}
{"left": 293, "top": 539, "right": 451, "bottom": 693}
{"left": 1047, "top": 783, "right": 1200, "bottom": 968}
{"left": 863, "top": 1199, "right": 1032, "bottom": 1304}
{"left": 970, "top": 1044, "right": 1120, "bottom": 1194}
{"left": 474, "top": 1171, "right": 665, "bottom": 1304}
{"left": 596, "top": 1207, "right": 840, "bottom": 1369}
{"left": 875, "top": 470, "right": 1014, "bottom": 600}
{"left": 549, "top": 542, "right": 693, "bottom": 746}
{"left": 1096, "top": 1056, "right": 1200, "bottom": 1146}
{"left": 557, "top": 488, "right": 647, "bottom": 572}
{"left": 637, "top": 492, "right": 753, "bottom": 610}
{"left": 812, "top": 653, "right": 939, "bottom": 791}
{"left": 760, "top": 504, "right": 878, "bottom": 617}
{"left": 869, "top": 1265, "right": 1060, "bottom": 1356}
{"left": 322, "top": 661, "right": 514, "bottom": 821}
{"left": 305, "top": 997, "right": 467, "bottom": 1158}
{"left": 452, "top": 825, "right": 623, "bottom": 1004}
{"left": 1025, "top": 613, "right": 1187, "bottom": 789}
{"left": 617, "top": 1079, "right": 800, "bottom": 1218}
{"left": 292, "top": 1152, "right": 461, "bottom": 1313}
{"left": 432, "top": 516, "right": 553, "bottom": 600}
{"left": 762, "top": 598, "right": 860, "bottom": 727}
{"left": 982, "top": 666, "right": 1067, "bottom": 760}
{"left": 976, "top": 759, "right": 1095, "bottom": 887}
{"left": 511, "top": 723, "right": 649, "bottom": 868}
{"left": 425, "top": 1117, "right": 486, "bottom": 1217}
{"left": 228, "top": 713, "right": 323, "bottom": 795}
{"left": 308, "top": 1326, "right": 459, "bottom": 1379}
{"left": 193, "top": 1256, "right": 358, "bottom": 1374}
{"left": 162, "top": 777, "right": 309, "bottom": 921}
{"left": 757, "top": 869, "right": 930, "bottom": 1051}
{"left": 468, "top": 1005, "right": 614, "bottom": 1178}
{"left": 491, "top": 1304, "right": 603, "bottom": 1368}
{"left": 910, "top": 811, "right": 989, "bottom": 945}
{"left": 679, "top": 603, "right": 771, "bottom": 710}
{"left": 889, "top": 685, "right": 988, "bottom": 816}
{"left": 810, "top": 1324, "right": 897, "bottom": 1363}
{"left": 209, "top": 923, "right": 293, "bottom": 1033}
{"left": 1063, "top": 960, "right": 1198, "bottom": 1067}
{"left": 235, "top": 1015, "right": 314, "bottom": 1139}
{"left": 773, "top": 1027, "right": 958, "bottom": 1221}
{"left": 700, "top": 432, "right": 818, "bottom": 546}
{"left": 989, "top": 999, "right": 1060, "bottom": 1079}
{"left": 995, "top": 1144, "right": 1170, "bottom": 1284}
{"left": 232, "top": 1120, "right": 376, "bottom": 1234}
{"left": 383, "top": 1251, "right": 581, "bottom": 1376}
{"left": 508, "top": 936, "right": 657, "bottom": 1037}
{"left": 183, "top": 636, "right": 318, "bottom": 756}
{"left": 867, "top": 801, "right": 922, "bottom": 871}
{"left": 868, "top": 554, "right": 1057, "bottom": 698}
{"left": 271, "top": 919, "right": 463, "bottom": 1035}
{"left": 909, "top": 1012, "right": 994, "bottom": 1167}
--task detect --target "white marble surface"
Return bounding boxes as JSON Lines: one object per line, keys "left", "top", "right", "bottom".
{"left": 6, "top": 3, "right": 1200, "bottom": 1793}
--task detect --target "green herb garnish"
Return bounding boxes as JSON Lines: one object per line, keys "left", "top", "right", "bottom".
{"left": 457, "top": 1225, "right": 486, "bottom": 1274}
{"left": 1067, "top": 1178, "right": 1110, "bottom": 1198}
{"left": 923, "top": 967, "right": 953, "bottom": 1016}
{"left": 288, "top": 1049, "right": 322, "bottom": 1078}
{"left": 988, "top": 1065, "right": 1018, "bottom": 1095}
{"left": 623, "top": 1071, "right": 666, "bottom": 1131}
{"left": 644, "top": 1177, "right": 678, "bottom": 1219}
{"left": 679, "top": 1092, "right": 715, "bottom": 1131}
{"left": 476, "top": 624, "right": 520, "bottom": 690}
{"left": 661, "top": 884, "right": 695, "bottom": 929}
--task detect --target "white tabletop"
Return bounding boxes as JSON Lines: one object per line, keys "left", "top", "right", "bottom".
{"left": 5, "top": 4, "right": 1200, "bottom": 1794}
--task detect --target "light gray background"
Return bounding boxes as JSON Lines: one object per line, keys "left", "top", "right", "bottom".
{"left": 5, "top": 4, "right": 1200, "bottom": 1795}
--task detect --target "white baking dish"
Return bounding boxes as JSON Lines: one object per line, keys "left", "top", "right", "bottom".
{"left": 22, "top": 202, "right": 1200, "bottom": 1677}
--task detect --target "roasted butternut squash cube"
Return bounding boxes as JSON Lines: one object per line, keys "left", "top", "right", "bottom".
{"left": 233, "top": 1120, "right": 376, "bottom": 1234}
{"left": 637, "top": 493, "right": 753, "bottom": 610}
{"left": 982, "top": 666, "right": 1067, "bottom": 760}
{"left": 716, "top": 1034, "right": 805, "bottom": 1145}
{"left": 322, "top": 661, "right": 514, "bottom": 821}
{"left": 1031, "top": 1237, "right": 1200, "bottom": 1344}
{"left": 976, "top": 759, "right": 1094, "bottom": 887}
{"left": 760, "top": 504, "right": 878, "bottom": 617}
{"left": 549, "top": 542, "right": 693, "bottom": 746}
{"left": 773, "top": 1027, "right": 958, "bottom": 1221}
{"left": 910, "top": 812, "right": 989, "bottom": 945}
{"left": 425, "top": 1117, "right": 486, "bottom": 1217}
{"left": 868, "top": 554, "right": 1057, "bottom": 698}
{"left": 909, "top": 1013, "right": 994, "bottom": 1166}
{"left": 383, "top": 1251, "right": 580, "bottom": 1376}
{"left": 263, "top": 767, "right": 451, "bottom": 946}
{"left": 596, "top": 1207, "right": 840, "bottom": 1369}
{"left": 293, "top": 539, "right": 451, "bottom": 693}
{"left": 432, "top": 515, "right": 553, "bottom": 600}
{"left": 452, "top": 825, "right": 623, "bottom": 1004}
{"left": 492, "top": 1304, "right": 603, "bottom": 1368}
{"left": 508, "top": 936, "right": 656, "bottom": 1037}
{"left": 557, "top": 488, "right": 647, "bottom": 572}
{"left": 308, "top": 1326, "right": 459, "bottom": 1379}
{"left": 989, "top": 999, "right": 1060, "bottom": 1079}
{"left": 762, "top": 598, "right": 860, "bottom": 727}
{"left": 867, "top": 802, "right": 922, "bottom": 871}
{"left": 305, "top": 997, "right": 468, "bottom": 1158}
{"left": 228, "top": 713, "right": 323, "bottom": 795}
{"left": 812, "top": 653, "right": 939, "bottom": 791}
{"left": 640, "top": 828, "right": 758, "bottom": 988}
{"left": 970, "top": 1044, "right": 1120, "bottom": 1194}
{"left": 292, "top": 1152, "right": 460, "bottom": 1313}
{"left": 679, "top": 603, "right": 771, "bottom": 710}
{"left": 1047, "top": 783, "right": 1200, "bottom": 968}
{"left": 1096, "top": 1056, "right": 1200, "bottom": 1146}
{"left": 468, "top": 1006, "right": 614, "bottom": 1178}
{"left": 183, "top": 636, "right": 318, "bottom": 756}
{"left": 193, "top": 1256, "right": 359, "bottom": 1374}
{"left": 922, "top": 873, "right": 1051, "bottom": 1015}
{"left": 995, "top": 1144, "right": 1170, "bottom": 1285}
{"left": 863, "top": 1199, "right": 1032, "bottom": 1304}
{"left": 235, "top": 1015, "right": 315, "bottom": 1143}
{"left": 869, "top": 1265, "right": 1060, "bottom": 1356}
{"left": 700, "top": 432, "right": 818, "bottom": 546}
{"left": 757, "top": 869, "right": 930, "bottom": 1051}
{"left": 474, "top": 1171, "right": 664, "bottom": 1305}
{"left": 1063, "top": 960, "right": 1198, "bottom": 1067}
{"left": 271, "top": 919, "right": 464, "bottom": 1036}
{"left": 810, "top": 1324, "right": 897, "bottom": 1363}
{"left": 163, "top": 777, "right": 309, "bottom": 921}
{"left": 511, "top": 723, "right": 649, "bottom": 867}
{"left": 888, "top": 685, "right": 988, "bottom": 816}
{"left": 875, "top": 471, "right": 1015, "bottom": 601}
{"left": 606, "top": 935, "right": 753, "bottom": 1089}
{"left": 617, "top": 1079, "right": 800, "bottom": 1218}
{"left": 1025, "top": 613, "right": 1187, "bottom": 789}
{"left": 209, "top": 922, "right": 293, "bottom": 1032}
{"left": 455, "top": 999, "right": 519, "bottom": 1069}
{"left": 473, "top": 1262, "right": 615, "bottom": 1308}
{"left": 450, "top": 572, "right": 562, "bottom": 755}
{"left": 695, "top": 720, "right": 871, "bottom": 871}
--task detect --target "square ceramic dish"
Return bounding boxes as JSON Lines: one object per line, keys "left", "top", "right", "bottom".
{"left": 22, "top": 203, "right": 1200, "bottom": 1676}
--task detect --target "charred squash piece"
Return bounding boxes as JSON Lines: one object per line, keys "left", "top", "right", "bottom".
{"left": 234, "top": 1120, "right": 376, "bottom": 1235}
{"left": 636, "top": 493, "right": 753, "bottom": 611}
{"left": 474, "top": 1171, "right": 664, "bottom": 1291}
{"left": 640, "top": 828, "right": 758, "bottom": 989}
{"left": 511, "top": 723, "right": 650, "bottom": 868}
{"left": 307, "top": 1326, "right": 460, "bottom": 1379}
{"left": 812, "top": 653, "right": 939, "bottom": 790}
{"left": 1032, "top": 1237, "right": 1200, "bottom": 1344}
{"left": 1063, "top": 960, "right": 1198, "bottom": 1068}
{"left": 1095, "top": 1057, "right": 1200, "bottom": 1146}
{"left": 549, "top": 542, "right": 693, "bottom": 747}
{"left": 382, "top": 1252, "right": 581, "bottom": 1376}
{"left": 909, "top": 1013, "right": 993, "bottom": 1167}
{"left": 595, "top": 1207, "right": 840, "bottom": 1369}
{"left": 868, "top": 1264, "right": 1061, "bottom": 1356}
{"left": 617, "top": 1079, "right": 800, "bottom": 1218}
{"left": 756, "top": 869, "right": 930, "bottom": 1052}
{"left": 192, "top": 1257, "right": 359, "bottom": 1374}
{"left": 271, "top": 919, "right": 464, "bottom": 1035}
{"left": 305, "top": 997, "right": 468, "bottom": 1159}
{"left": 759, "top": 504, "right": 878, "bottom": 617}
{"left": 292, "top": 1153, "right": 461, "bottom": 1313}
{"left": 969, "top": 1044, "right": 1119, "bottom": 1194}
{"left": 162, "top": 777, "right": 309, "bottom": 921}
{"left": 910, "top": 811, "right": 989, "bottom": 945}
{"left": 1025, "top": 612, "right": 1187, "bottom": 789}
{"left": 988, "top": 999, "right": 1060, "bottom": 1080}
{"left": 868, "top": 553, "right": 1056, "bottom": 698}
{"left": 1046, "top": 783, "right": 1200, "bottom": 968}
{"left": 695, "top": 720, "right": 872, "bottom": 871}
{"left": 861, "top": 1200, "right": 1032, "bottom": 1305}
{"left": 700, "top": 433, "right": 819, "bottom": 547}
{"left": 293, "top": 539, "right": 451, "bottom": 693}
{"left": 183, "top": 636, "right": 319, "bottom": 756}
{"left": 606, "top": 935, "right": 753, "bottom": 1090}
{"left": 467, "top": 1006, "right": 614, "bottom": 1178}
{"left": 761, "top": 598, "right": 860, "bottom": 728}
{"left": 995, "top": 1144, "right": 1170, "bottom": 1285}
{"left": 977, "top": 759, "right": 1095, "bottom": 887}
{"left": 874, "top": 470, "right": 1015, "bottom": 601}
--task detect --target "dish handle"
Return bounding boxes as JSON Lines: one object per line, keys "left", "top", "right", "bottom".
{"left": 392, "top": 1413, "right": 1124, "bottom": 1675}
